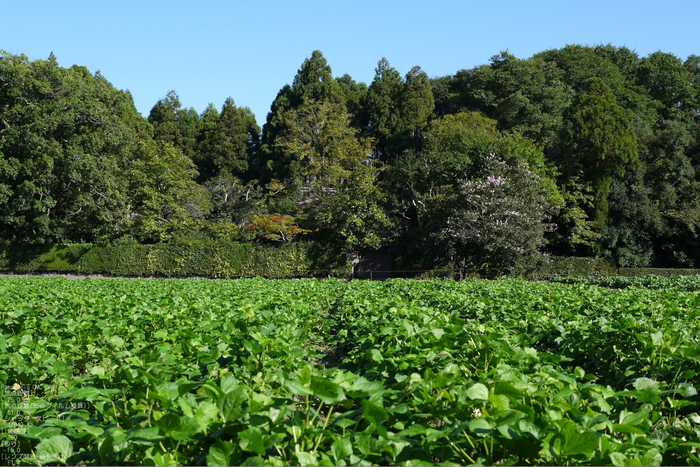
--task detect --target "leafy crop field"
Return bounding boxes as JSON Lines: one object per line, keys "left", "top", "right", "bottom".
{"left": 1, "top": 277, "right": 699, "bottom": 465}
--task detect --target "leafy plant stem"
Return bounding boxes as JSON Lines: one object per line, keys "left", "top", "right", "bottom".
{"left": 313, "top": 403, "right": 333, "bottom": 453}
{"left": 448, "top": 438, "right": 476, "bottom": 464}
{"left": 111, "top": 400, "right": 121, "bottom": 428}
{"left": 464, "top": 431, "right": 476, "bottom": 450}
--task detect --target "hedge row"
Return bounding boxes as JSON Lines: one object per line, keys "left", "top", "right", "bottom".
{"left": 0, "top": 239, "right": 349, "bottom": 279}
{"left": 618, "top": 267, "right": 700, "bottom": 277}
{"left": 4, "top": 240, "right": 700, "bottom": 280}
{"left": 525, "top": 256, "right": 619, "bottom": 280}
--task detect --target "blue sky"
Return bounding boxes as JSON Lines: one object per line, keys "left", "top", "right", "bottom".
{"left": 2, "top": 0, "right": 698, "bottom": 126}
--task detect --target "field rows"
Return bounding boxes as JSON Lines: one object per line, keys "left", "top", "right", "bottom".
{"left": 1, "top": 277, "right": 699, "bottom": 465}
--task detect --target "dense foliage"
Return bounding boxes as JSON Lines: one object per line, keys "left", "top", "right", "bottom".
{"left": 2, "top": 45, "right": 700, "bottom": 267}
{"left": 1, "top": 277, "right": 699, "bottom": 465}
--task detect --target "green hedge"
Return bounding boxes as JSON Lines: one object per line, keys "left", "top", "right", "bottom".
{"left": 5, "top": 241, "right": 700, "bottom": 281}
{"left": 0, "top": 239, "right": 348, "bottom": 279}
{"left": 619, "top": 267, "right": 700, "bottom": 277}
{"left": 524, "top": 256, "right": 619, "bottom": 280}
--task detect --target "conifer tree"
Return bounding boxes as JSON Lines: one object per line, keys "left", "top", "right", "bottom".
{"left": 561, "top": 78, "right": 639, "bottom": 231}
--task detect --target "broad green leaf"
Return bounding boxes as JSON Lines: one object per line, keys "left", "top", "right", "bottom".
{"left": 467, "top": 418, "right": 492, "bottom": 436}
{"left": 619, "top": 407, "right": 650, "bottom": 426}
{"left": 155, "top": 413, "right": 181, "bottom": 436}
{"left": 466, "top": 383, "right": 489, "bottom": 400}
{"left": 674, "top": 383, "right": 697, "bottom": 397}
{"left": 633, "top": 377, "right": 659, "bottom": 391}
{"left": 285, "top": 378, "right": 314, "bottom": 397}
{"left": 495, "top": 381, "right": 523, "bottom": 398}
{"left": 109, "top": 335, "right": 125, "bottom": 349}
{"left": 331, "top": 438, "right": 353, "bottom": 461}
{"left": 611, "top": 423, "right": 645, "bottom": 434}
{"left": 640, "top": 448, "right": 662, "bottom": 466}
{"left": 610, "top": 452, "right": 627, "bottom": 466}
{"left": 362, "top": 399, "right": 388, "bottom": 438}
{"left": 207, "top": 440, "right": 240, "bottom": 466}
{"left": 296, "top": 450, "right": 319, "bottom": 466}
{"left": 244, "top": 340, "right": 263, "bottom": 354}
{"left": 127, "top": 426, "right": 163, "bottom": 445}
{"left": 98, "top": 436, "right": 115, "bottom": 465}
{"left": 36, "top": 434, "right": 73, "bottom": 465}
{"left": 561, "top": 430, "right": 599, "bottom": 456}
{"left": 195, "top": 401, "right": 219, "bottom": 433}
{"left": 171, "top": 415, "right": 202, "bottom": 441}
{"left": 220, "top": 375, "right": 240, "bottom": 394}
{"left": 218, "top": 387, "right": 247, "bottom": 423}
{"left": 239, "top": 428, "right": 266, "bottom": 456}
{"left": 362, "top": 399, "right": 388, "bottom": 425}
{"left": 310, "top": 376, "right": 346, "bottom": 404}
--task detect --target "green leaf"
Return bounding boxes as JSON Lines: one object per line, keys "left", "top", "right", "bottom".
{"left": 218, "top": 386, "right": 247, "bottom": 423}
{"left": 633, "top": 377, "right": 659, "bottom": 391}
{"left": 127, "top": 426, "right": 163, "bottom": 445}
{"left": 244, "top": 340, "right": 264, "bottom": 355}
{"left": 467, "top": 418, "right": 493, "bottom": 436}
{"left": 301, "top": 365, "right": 312, "bottom": 386}
{"left": 331, "top": 438, "right": 353, "bottom": 461}
{"left": 611, "top": 423, "right": 645, "bottom": 434}
{"left": 494, "top": 381, "right": 523, "bottom": 399}
{"left": 155, "top": 413, "right": 181, "bottom": 436}
{"left": 194, "top": 401, "right": 219, "bottom": 433}
{"left": 362, "top": 399, "right": 388, "bottom": 425}
{"left": 675, "top": 383, "right": 697, "bottom": 397}
{"left": 370, "top": 348, "right": 383, "bottom": 362}
{"left": 310, "top": 376, "right": 346, "bottom": 404}
{"left": 35, "top": 435, "right": 73, "bottom": 465}
{"left": 296, "top": 450, "right": 319, "bottom": 466}
{"left": 559, "top": 423, "right": 599, "bottom": 456}
{"left": 619, "top": 407, "right": 650, "bottom": 426}
{"left": 610, "top": 452, "right": 627, "bottom": 466}
{"left": 687, "top": 413, "right": 700, "bottom": 424}
{"left": 207, "top": 440, "right": 241, "bottom": 466}
{"left": 466, "top": 383, "right": 489, "bottom": 400}
{"left": 171, "top": 415, "right": 202, "bottom": 441}
{"left": 362, "top": 399, "right": 388, "bottom": 438}
{"left": 98, "top": 436, "right": 115, "bottom": 465}
{"left": 239, "top": 428, "right": 266, "bottom": 456}
{"left": 285, "top": 378, "right": 314, "bottom": 397}
{"left": 640, "top": 448, "right": 662, "bottom": 466}
{"left": 109, "top": 335, "right": 125, "bottom": 349}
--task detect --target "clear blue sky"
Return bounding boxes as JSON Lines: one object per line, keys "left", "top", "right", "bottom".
{"left": 2, "top": 0, "right": 698, "bottom": 126}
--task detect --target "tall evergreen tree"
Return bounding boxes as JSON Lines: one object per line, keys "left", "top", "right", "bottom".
{"left": 148, "top": 90, "right": 183, "bottom": 147}
{"left": 261, "top": 51, "right": 345, "bottom": 183}
{"left": 177, "top": 107, "right": 200, "bottom": 161}
{"left": 560, "top": 78, "right": 639, "bottom": 233}
{"left": 365, "top": 58, "right": 405, "bottom": 162}
{"left": 203, "top": 98, "right": 260, "bottom": 179}
{"left": 401, "top": 66, "right": 434, "bottom": 153}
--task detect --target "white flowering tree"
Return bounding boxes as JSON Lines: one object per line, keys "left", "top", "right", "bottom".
{"left": 430, "top": 153, "right": 555, "bottom": 268}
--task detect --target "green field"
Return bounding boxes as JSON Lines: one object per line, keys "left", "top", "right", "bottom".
{"left": 1, "top": 276, "right": 699, "bottom": 465}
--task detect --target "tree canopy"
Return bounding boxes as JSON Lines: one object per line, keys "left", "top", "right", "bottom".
{"left": 3, "top": 45, "right": 700, "bottom": 268}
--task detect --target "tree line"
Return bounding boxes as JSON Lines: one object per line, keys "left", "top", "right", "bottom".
{"left": 1, "top": 45, "right": 699, "bottom": 269}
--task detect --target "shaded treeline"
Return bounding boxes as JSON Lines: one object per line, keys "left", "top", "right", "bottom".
{"left": 1, "top": 45, "right": 699, "bottom": 269}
